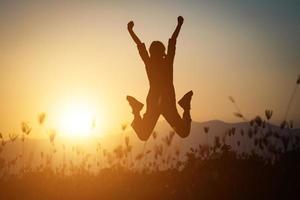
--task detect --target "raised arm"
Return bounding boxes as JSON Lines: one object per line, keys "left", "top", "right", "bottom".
{"left": 171, "top": 16, "right": 184, "bottom": 40}
{"left": 127, "top": 21, "right": 149, "bottom": 64}
{"left": 167, "top": 16, "right": 184, "bottom": 61}
{"left": 127, "top": 21, "right": 142, "bottom": 45}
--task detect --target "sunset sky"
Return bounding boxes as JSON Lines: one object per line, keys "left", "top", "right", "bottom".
{"left": 0, "top": 0, "right": 299, "bottom": 137}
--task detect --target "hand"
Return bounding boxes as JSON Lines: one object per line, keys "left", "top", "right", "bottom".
{"left": 177, "top": 16, "right": 184, "bottom": 25}
{"left": 127, "top": 21, "right": 134, "bottom": 30}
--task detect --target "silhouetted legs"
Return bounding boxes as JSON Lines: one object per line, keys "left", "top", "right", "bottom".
{"left": 131, "top": 107, "right": 160, "bottom": 141}
{"left": 162, "top": 106, "right": 191, "bottom": 138}
{"left": 127, "top": 96, "right": 160, "bottom": 141}
{"left": 162, "top": 90, "right": 193, "bottom": 138}
{"left": 127, "top": 90, "right": 193, "bottom": 141}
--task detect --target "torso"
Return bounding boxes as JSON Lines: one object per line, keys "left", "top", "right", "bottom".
{"left": 145, "top": 58, "right": 176, "bottom": 106}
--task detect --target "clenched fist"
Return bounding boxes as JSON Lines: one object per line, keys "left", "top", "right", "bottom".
{"left": 127, "top": 21, "right": 134, "bottom": 30}
{"left": 177, "top": 16, "right": 184, "bottom": 25}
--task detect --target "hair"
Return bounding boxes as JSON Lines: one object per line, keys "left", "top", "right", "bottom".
{"left": 149, "top": 41, "right": 166, "bottom": 58}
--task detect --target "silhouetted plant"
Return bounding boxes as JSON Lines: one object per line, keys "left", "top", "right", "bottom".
{"left": 121, "top": 124, "right": 127, "bottom": 131}
{"left": 9, "top": 133, "right": 18, "bottom": 142}
{"left": 265, "top": 109, "right": 273, "bottom": 120}
{"left": 284, "top": 74, "right": 300, "bottom": 121}
{"left": 48, "top": 129, "right": 56, "bottom": 145}
{"left": 229, "top": 96, "right": 247, "bottom": 121}
{"left": 254, "top": 116, "right": 263, "bottom": 127}
{"left": 38, "top": 113, "right": 46, "bottom": 125}
{"left": 0, "top": 103, "right": 299, "bottom": 199}
{"left": 152, "top": 131, "right": 157, "bottom": 140}
{"left": 203, "top": 126, "right": 209, "bottom": 133}
{"left": 20, "top": 121, "right": 32, "bottom": 174}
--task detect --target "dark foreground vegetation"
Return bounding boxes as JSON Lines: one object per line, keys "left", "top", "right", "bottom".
{"left": 1, "top": 145, "right": 300, "bottom": 200}
{"left": 0, "top": 75, "right": 299, "bottom": 200}
{"left": 1, "top": 113, "right": 300, "bottom": 200}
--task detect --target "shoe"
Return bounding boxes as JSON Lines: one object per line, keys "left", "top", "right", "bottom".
{"left": 178, "top": 90, "right": 193, "bottom": 110}
{"left": 126, "top": 95, "right": 144, "bottom": 114}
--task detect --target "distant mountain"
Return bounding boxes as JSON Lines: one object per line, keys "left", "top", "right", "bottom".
{"left": 128, "top": 120, "right": 300, "bottom": 155}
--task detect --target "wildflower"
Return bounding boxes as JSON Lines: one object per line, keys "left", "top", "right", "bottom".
{"left": 154, "top": 144, "right": 163, "bottom": 159}
{"left": 152, "top": 131, "right": 157, "bottom": 140}
{"left": 240, "top": 129, "right": 244, "bottom": 136}
{"left": 233, "top": 112, "right": 244, "bottom": 118}
{"left": 229, "top": 96, "right": 247, "bottom": 121}
{"left": 231, "top": 127, "right": 236, "bottom": 136}
{"left": 228, "top": 96, "right": 235, "bottom": 103}
{"left": 21, "top": 122, "right": 31, "bottom": 135}
{"left": 228, "top": 130, "right": 231, "bottom": 137}
{"left": 249, "top": 120, "right": 254, "bottom": 126}
{"left": 221, "top": 144, "right": 231, "bottom": 153}
{"left": 125, "top": 136, "right": 130, "bottom": 147}
{"left": 49, "top": 129, "right": 56, "bottom": 145}
{"left": 262, "top": 120, "right": 266, "bottom": 128}
{"left": 190, "top": 147, "right": 195, "bottom": 153}
{"left": 163, "top": 131, "right": 175, "bottom": 146}
{"left": 125, "top": 136, "right": 132, "bottom": 153}
{"left": 214, "top": 136, "right": 221, "bottom": 149}
{"left": 254, "top": 116, "right": 263, "bottom": 127}
{"left": 9, "top": 133, "right": 18, "bottom": 142}
{"left": 38, "top": 113, "right": 46, "bottom": 125}
{"left": 121, "top": 123, "right": 127, "bottom": 131}
{"left": 203, "top": 126, "right": 209, "bottom": 133}
{"left": 265, "top": 110, "right": 273, "bottom": 120}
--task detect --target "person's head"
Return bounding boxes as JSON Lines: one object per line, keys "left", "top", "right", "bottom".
{"left": 149, "top": 41, "right": 166, "bottom": 59}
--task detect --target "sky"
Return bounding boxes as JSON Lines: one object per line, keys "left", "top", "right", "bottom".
{"left": 0, "top": 0, "right": 299, "bottom": 138}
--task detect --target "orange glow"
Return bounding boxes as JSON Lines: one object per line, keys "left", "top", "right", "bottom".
{"left": 57, "top": 101, "right": 99, "bottom": 138}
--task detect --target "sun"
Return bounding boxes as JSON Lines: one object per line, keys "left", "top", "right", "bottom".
{"left": 58, "top": 102, "right": 96, "bottom": 138}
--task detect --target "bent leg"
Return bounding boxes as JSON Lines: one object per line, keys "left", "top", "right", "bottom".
{"left": 131, "top": 108, "right": 160, "bottom": 141}
{"left": 162, "top": 105, "right": 192, "bottom": 138}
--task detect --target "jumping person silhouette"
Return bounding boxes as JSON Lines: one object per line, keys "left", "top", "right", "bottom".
{"left": 126, "top": 16, "right": 193, "bottom": 141}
